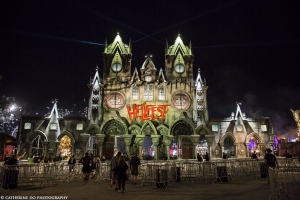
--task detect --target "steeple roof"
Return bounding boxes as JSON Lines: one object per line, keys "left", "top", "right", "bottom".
{"left": 167, "top": 34, "right": 192, "bottom": 55}
{"left": 104, "top": 32, "right": 131, "bottom": 54}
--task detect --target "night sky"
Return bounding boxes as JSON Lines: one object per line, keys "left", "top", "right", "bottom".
{"left": 1, "top": 1, "right": 300, "bottom": 136}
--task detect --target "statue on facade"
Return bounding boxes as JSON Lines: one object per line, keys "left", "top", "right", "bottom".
{"left": 290, "top": 109, "right": 300, "bottom": 141}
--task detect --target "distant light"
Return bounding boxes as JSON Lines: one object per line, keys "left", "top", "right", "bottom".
{"left": 9, "top": 104, "right": 16, "bottom": 111}
{"left": 291, "top": 139, "right": 296, "bottom": 142}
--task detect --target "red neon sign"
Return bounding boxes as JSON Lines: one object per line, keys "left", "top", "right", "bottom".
{"left": 126, "top": 103, "right": 170, "bottom": 122}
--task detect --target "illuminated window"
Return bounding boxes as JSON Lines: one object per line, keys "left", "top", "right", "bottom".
{"left": 132, "top": 84, "right": 139, "bottom": 100}
{"left": 261, "top": 125, "right": 267, "bottom": 132}
{"left": 24, "top": 122, "right": 31, "bottom": 130}
{"left": 76, "top": 123, "right": 83, "bottom": 130}
{"left": 144, "top": 84, "right": 153, "bottom": 101}
{"left": 50, "top": 123, "right": 57, "bottom": 130}
{"left": 158, "top": 85, "right": 165, "bottom": 100}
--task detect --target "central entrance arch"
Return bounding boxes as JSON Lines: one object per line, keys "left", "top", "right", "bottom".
{"left": 170, "top": 120, "right": 194, "bottom": 159}
{"left": 101, "top": 119, "right": 128, "bottom": 159}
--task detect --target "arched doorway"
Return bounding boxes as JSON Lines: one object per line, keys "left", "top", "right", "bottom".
{"left": 224, "top": 137, "right": 235, "bottom": 158}
{"left": 196, "top": 135, "right": 208, "bottom": 156}
{"left": 248, "top": 136, "right": 259, "bottom": 154}
{"left": 59, "top": 135, "right": 72, "bottom": 157}
{"left": 169, "top": 137, "right": 181, "bottom": 160}
{"left": 32, "top": 135, "right": 44, "bottom": 156}
{"left": 101, "top": 119, "right": 127, "bottom": 159}
{"left": 86, "top": 136, "right": 98, "bottom": 156}
{"left": 142, "top": 136, "right": 154, "bottom": 160}
{"left": 171, "top": 120, "right": 194, "bottom": 159}
{"left": 115, "top": 136, "right": 126, "bottom": 154}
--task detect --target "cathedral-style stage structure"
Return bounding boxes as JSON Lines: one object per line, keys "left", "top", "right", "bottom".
{"left": 16, "top": 34, "right": 275, "bottom": 160}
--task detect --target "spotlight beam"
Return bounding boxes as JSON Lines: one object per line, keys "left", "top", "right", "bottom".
{"left": 6, "top": 29, "right": 104, "bottom": 46}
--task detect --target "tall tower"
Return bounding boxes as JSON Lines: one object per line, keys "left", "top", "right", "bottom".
{"left": 194, "top": 69, "right": 209, "bottom": 126}
{"left": 102, "top": 33, "right": 132, "bottom": 84}
{"left": 165, "top": 34, "right": 194, "bottom": 82}
{"left": 87, "top": 67, "right": 102, "bottom": 125}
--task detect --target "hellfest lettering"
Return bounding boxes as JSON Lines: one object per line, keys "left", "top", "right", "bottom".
{"left": 126, "top": 103, "right": 170, "bottom": 122}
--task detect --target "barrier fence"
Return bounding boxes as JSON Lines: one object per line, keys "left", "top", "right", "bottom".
{"left": 1, "top": 158, "right": 299, "bottom": 190}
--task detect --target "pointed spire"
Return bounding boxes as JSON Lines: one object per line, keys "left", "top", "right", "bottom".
{"left": 47, "top": 99, "right": 60, "bottom": 119}
{"left": 129, "top": 38, "right": 132, "bottom": 53}
{"left": 235, "top": 102, "right": 244, "bottom": 120}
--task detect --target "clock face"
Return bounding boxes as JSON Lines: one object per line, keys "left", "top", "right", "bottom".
{"left": 111, "top": 63, "right": 122, "bottom": 73}
{"left": 212, "top": 125, "right": 219, "bottom": 132}
{"left": 145, "top": 75, "right": 152, "bottom": 82}
{"left": 175, "top": 64, "right": 184, "bottom": 73}
{"left": 106, "top": 92, "right": 125, "bottom": 109}
{"left": 172, "top": 93, "right": 191, "bottom": 110}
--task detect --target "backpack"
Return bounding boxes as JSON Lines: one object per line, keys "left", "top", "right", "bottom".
{"left": 83, "top": 156, "right": 90, "bottom": 165}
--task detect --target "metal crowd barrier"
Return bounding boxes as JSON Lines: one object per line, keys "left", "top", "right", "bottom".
{"left": 95, "top": 162, "right": 111, "bottom": 182}
{"left": 1, "top": 158, "right": 299, "bottom": 189}
{"left": 140, "top": 162, "right": 176, "bottom": 188}
{"left": 268, "top": 167, "right": 300, "bottom": 200}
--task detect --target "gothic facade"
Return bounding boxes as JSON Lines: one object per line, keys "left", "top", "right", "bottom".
{"left": 16, "top": 34, "right": 275, "bottom": 160}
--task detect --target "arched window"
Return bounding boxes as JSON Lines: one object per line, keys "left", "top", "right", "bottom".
{"left": 144, "top": 84, "right": 153, "bottom": 101}
{"left": 158, "top": 85, "right": 165, "bottom": 100}
{"left": 224, "top": 137, "right": 235, "bottom": 157}
{"left": 132, "top": 84, "right": 139, "bottom": 100}
{"left": 32, "top": 135, "right": 43, "bottom": 156}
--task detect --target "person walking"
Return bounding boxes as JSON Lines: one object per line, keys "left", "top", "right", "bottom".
{"left": 264, "top": 148, "right": 278, "bottom": 184}
{"left": 197, "top": 153, "right": 203, "bottom": 162}
{"left": 81, "top": 153, "right": 91, "bottom": 180}
{"left": 129, "top": 153, "right": 140, "bottom": 185}
{"left": 33, "top": 153, "right": 40, "bottom": 163}
{"left": 115, "top": 155, "right": 128, "bottom": 194}
{"left": 205, "top": 152, "right": 210, "bottom": 161}
{"left": 68, "top": 155, "right": 76, "bottom": 172}
{"left": 110, "top": 152, "right": 121, "bottom": 190}
{"left": 90, "top": 153, "right": 97, "bottom": 178}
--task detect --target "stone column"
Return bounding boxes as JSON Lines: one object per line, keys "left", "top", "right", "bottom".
{"left": 123, "top": 134, "right": 133, "bottom": 155}
{"left": 245, "top": 143, "right": 249, "bottom": 157}
{"left": 55, "top": 141, "right": 60, "bottom": 157}
{"left": 17, "top": 141, "right": 22, "bottom": 156}
{"left": 190, "top": 135, "right": 200, "bottom": 159}
{"left": 163, "top": 135, "right": 173, "bottom": 160}
{"left": 269, "top": 133, "right": 276, "bottom": 154}
{"left": 234, "top": 143, "right": 238, "bottom": 158}
{"left": 42, "top": 141, "right": 49, "bottom": 158}
{"left": 219, "top": 142, "right": 224, "bottom": 158}
{"left": 151, "top": 135, "right": 161, "bottom": 160}
{"left": 205, "top": 135, "right": 214, "bottom": 158}
{"left": 96, "top": 134, "right": 105, "bottom": 157}
{"left": 28, "top": 141, "right": 33, "bottom": 156}
{"left": 135, "top": 135, "right": 144, "bottom": 159}
{"left": 80, "top": 133, "right": 90, "bottom": 156}
{"left": 71, "top": 141, "right": 75, "bottom": 156}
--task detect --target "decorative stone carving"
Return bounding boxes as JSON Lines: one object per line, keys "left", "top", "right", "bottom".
{"left": 290, "top": 109, "right": 300, "bottom": 141}
{"left": 75, "top": 148, "right": 82, "bottom": 155}
{"left": 238, "top": 149, "right": 244, "bottom": 155}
